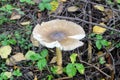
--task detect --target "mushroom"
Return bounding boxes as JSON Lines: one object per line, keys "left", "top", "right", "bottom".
{"left": 32, "top": 19, "right": 85, "bottom": 74}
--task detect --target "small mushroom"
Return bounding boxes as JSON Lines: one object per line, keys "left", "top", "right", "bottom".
{"left": 32, "top": 19, "right": 85, "bottom": 74}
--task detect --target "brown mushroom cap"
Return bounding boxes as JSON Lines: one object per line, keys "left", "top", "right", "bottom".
{"left": 32, "top": 19, "right": 85, "bottom": 51}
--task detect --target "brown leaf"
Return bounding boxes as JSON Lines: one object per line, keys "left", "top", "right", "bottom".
{"left": 10, "top": 11, "right": 21, "bottom": 20}
{"left": 50, "top": 56, "right": 57, "bottom": 63}
{"left": 6, "top": 53, "right": 26, "bottom": 65}
{"left": 67, "top": 6, "right": 78, "bottom": 12}
{"left": 20, "top": 21, "right": 30, "bottom": 25}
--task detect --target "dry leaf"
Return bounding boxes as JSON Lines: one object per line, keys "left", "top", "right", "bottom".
{"left": 50, "top": 56, "right": 57, "bottom": 63}
{"left": 60, "top": 0, "right": 67, "bottom": 2}
{"left": 6, "top": 53, "right": 26, "bottom": 65}
{"left": 34, "top": 75, "right": 38, "bottom": 80}
{"left": 31, "top": 34, "right": 39, "bottom": 47}
{"left": 10, "top": 11, "right": 21, "bottom": 20}
{"left": 67, "top": 6, "right": 78, "bottom": 12}
{"left": 94, "top": 5, "right": 104, "bottom": 11}
{"left": 93, "top": 23, "right": 106, "bottom": 34}
{"left": 0, "top": 45, "right": 12, "bottom": 58}
{"left": 20, "top": 21, "right": 30, "bottom": 25}
{"left": 105, "top": 64, "right": 113, "bottom": 70}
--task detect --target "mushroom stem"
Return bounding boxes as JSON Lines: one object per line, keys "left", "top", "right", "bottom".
{"left": 56, "top": 47, "right": 63, "bottom": 74}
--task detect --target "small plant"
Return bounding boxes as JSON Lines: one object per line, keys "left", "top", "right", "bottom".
{"left": 95, "top": 34, "right": 109, "bottom": 50}
{"left": 0, "top": 72, "right": 9, "bottom": 80}
{"left": 14, "top": 26, "right": 33, "bottom": 50}
{"left": 13, "top": 69, "right": 22, "bottom": 77}
{"left": 38, "top": 0, "right": 52, "bottom": 11}
{"left": 25, "top": 49, "right": 48, "bottom": 70}
{"left": 20, "top": 0, "right": 35, "bottom": 4}
{"left": 0, "top": 4, "right": 13, "bottom": 13}
{"left": 64, "top": 53, "right": 85, "bottom": 77}
{"left": 0, "top": 33, "right": 16, "bottom": 46}
{"left": 99, "top": 57, "right": 106, "bottom": 64}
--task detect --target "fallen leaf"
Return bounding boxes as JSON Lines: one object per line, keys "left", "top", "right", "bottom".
{"left": 93, "top": 23, "right": 106, "bottom": 34}
{"left": 34, "top": 75, "right": 38, "bottom": 80}
{"left": 50, "top": 56, "right": 57, "bottom": 63}
{"left": 31, "top": 34, "right": 39, "bottom": 47}
{"left": 20, "top": 21, "right": 30, "bottom": 25}
{"left": 60, "top": 0, "right": 67, "bottom": 2}
{"left": 0, "top": 45, "right": 12, "bottom": 58}
{"left": 67, "top": 6, "right": 78, "bottom": 12}
{"left": 105, "top": 64, "right": 113, "bottom": 70}
{"left": 94, "top": 5, "right": 104, "bottom": 11}
{"left": 10, "top": 11, "right": 21, "bottom": 20}
{"left": 4, "top": 72, "right": 12, "bottom": 78}
{"left": 6, "top": 53, "right": 26, "bottom": 65}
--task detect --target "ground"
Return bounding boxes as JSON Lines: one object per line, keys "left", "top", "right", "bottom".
{"left": 0, "top": 0, "right": 120, "bottom": 80}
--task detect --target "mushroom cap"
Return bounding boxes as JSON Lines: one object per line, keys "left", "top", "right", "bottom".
{"left": 32, "top": 19, "right": 85, "bottom": 51}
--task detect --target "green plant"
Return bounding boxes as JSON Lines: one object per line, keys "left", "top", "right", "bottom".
{"left": 95, "top": 34, "right": 109, "bottom": 50}
{"left": 14, "top": 26, "right": 33, "bottom": 50}
{"left": 13, "top": 69, "right": 22, "bottom": 77}
{"left": 20, "top": 0, "right": 35, "bottom": 4}
{"left": 0, "top": 4, "right": 13, "bottom": 13}
{"left": 0, "top": 72, "right": 8, "bottom": 80}
{"left": 115, "top": 42, "right": 120, "bottom": 48}
{"left": 99, "top": 57, "right": 106, "bottom": 64}
{"left": 0, "top": 33, "right": 16, "bottom": 46}
{"left": 64, "top": 53, "right": 85, "bottom": 77}
{"left": 38, "top": 0, "right": 52, "bottom": 11}
{"left": 0, "top": 16, "right": 8, "bottom": 25}
{"left": 25, "top": 49, "right": 48, "bottom": 70}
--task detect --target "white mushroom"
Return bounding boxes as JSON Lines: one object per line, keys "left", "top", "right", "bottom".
{"left": 32, "top": 19, "right": 85, "bottom": 74}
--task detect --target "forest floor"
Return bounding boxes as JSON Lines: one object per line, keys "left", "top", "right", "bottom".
{"left": 0, "top": 0, "right": 120, "bottom": 80}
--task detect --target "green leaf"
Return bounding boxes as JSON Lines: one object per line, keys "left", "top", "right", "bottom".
{"left": 0, "top": 72, "right": 8, "bottom": 80}
{"left": 50, "top": 66, "right": 57, "bottom": 74}
{"left": 96, "top": 34, "right": 103, "bottom": 39}
{"left": 13, "top": 69, "right": 22, "bottom": 77}
{"left": 25, "top": 50, "right": 36, "bottom": 60}
{"left": 99, "top": 57, "right": 106, "bottom": 64}
{"left": 29, "top": 54, "right": 41, "bottom": 61}
{"left": 47, "top": 75, "right": 53, "bottom": 80}
{"left": 117, "top": 0, "right": 120, "bottom": 3}
{"left": 38, "top": 3, "right": 45, "bottom": 11}
{"left": 75, "top": 63, "right": 85, "bottom": 74}
{"left": 70, "top": 53, "right": 77, "bottom": 64}
{"left": 40, "top": 49, "right": 48, "bottom": 58}
{"left": 101, "top": 39, "right": 109, "bottom": 46}
{"left": 96, "top": 40, "right": 102, "bottom": 50}
{"left": 42, "top": 0, "right": 50, "bottom": 3}
{"left": 45, "top": 3, "right": 52, "bottom": 10}
{"left": 37, "top": 58, "right": 47, "bottom": 70}
{"left": 20, "top": 0, "right": 25, "bottom": 2}
{"left": 8, "top": 39, "right": 16, "bottom": 45}
{"left": 65, "top": 63, "right": 77, "bottom": 77}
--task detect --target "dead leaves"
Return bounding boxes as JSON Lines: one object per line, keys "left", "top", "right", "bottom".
{"left": 0, "top": 45, "right": 12, "bottom": 59}
{"left": 93, "top": 23, "right": 106, "bottom": 34}
{"left": 67, "top": 6, "right": 78, "bottom": 12}
{"left": 94, "top": 5, "right": 105, "bottom": 11}
{"left": 6, "top": 53, "right": 26, "bottom": 66}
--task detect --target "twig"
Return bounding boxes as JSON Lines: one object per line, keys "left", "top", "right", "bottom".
{"left": 54, "top": 77, "right": 71, "bottom": 80}
{"left": 50, "top": 15, "right": 120, "bottom": 33}
{"left": 77, "top": 54, "right": 111, "bottom": 78}
{"left": 80, "top": 59, "right": 111, "bottom": 78}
